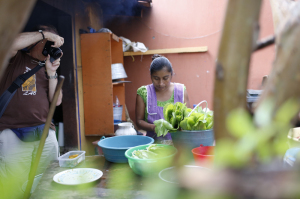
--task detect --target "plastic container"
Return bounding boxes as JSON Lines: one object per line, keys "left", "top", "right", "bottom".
{"left": 58, "top": 151, "right": 86, "bottom": 167}
{"left": 98, "top": 135, "right": 154, "bottom": 163}
{"left": 125, "top": 144, "right": 177, "bottom": 176}
{"left": 113, "top": 105, "right": 123, "bottom": 121}
{"left": 283, "top": 147, "right": 300, "bottom": 167}
{"left": 192, "top": 145, "right": 214, "bottom": 166}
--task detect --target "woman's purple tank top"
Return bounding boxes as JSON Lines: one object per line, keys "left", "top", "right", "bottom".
{"left": 146, "top": 83, "right": 184, "bottom": 141}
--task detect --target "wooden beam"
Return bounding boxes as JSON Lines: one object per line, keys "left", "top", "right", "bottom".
{"left": 254, "top": 35, "right": 275, "bottom": 51}
{"left": 123, "top": 46, "right": 208, "bottom": 56}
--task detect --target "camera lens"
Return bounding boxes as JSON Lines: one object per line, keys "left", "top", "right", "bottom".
{"left": 49, "top": 47, "right": 62, "bottom": 61}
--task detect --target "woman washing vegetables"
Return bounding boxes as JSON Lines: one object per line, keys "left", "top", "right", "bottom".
{"left": 136, "top": 54, "right": 190, "bottom": 143}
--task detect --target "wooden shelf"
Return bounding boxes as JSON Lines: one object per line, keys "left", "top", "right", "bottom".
{"left": 123, "top": 46, "right": 208, "bottom": 56}
{"left": 112, "top": 80, "right": 131, "bottom": 85}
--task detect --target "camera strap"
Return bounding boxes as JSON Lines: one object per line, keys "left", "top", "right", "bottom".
{"left": 0, "top": 61, "right": 45, "bottom": 118}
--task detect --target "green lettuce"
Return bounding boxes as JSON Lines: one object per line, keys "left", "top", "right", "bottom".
{"left": 180, "top": 111, "right": 213, "bottom": 131}
{"left": 163, "top": 102, "right": 187, "bottom": 129}
{"left": 153, "top": 119, "right": 176, "bottom": 137}
{"left": 154, "top": 102, "right": 213, "bottom": 134}
{"left": 131, "top": 144, "right": 174, "bottom": 159}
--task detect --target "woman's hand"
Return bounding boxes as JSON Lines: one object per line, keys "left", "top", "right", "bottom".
{"left": 152, "top": 124, "right": 156, "bottom": 132}
{"left": 44, "top": 31, "right": 64, "bottom": 48}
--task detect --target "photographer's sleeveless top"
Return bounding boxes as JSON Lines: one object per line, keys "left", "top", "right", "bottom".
{"left": 146, "top": 83, "right": 184, "bottom": 141}
{"left": 0, "top": 51, "right": 49, "bottom": 130}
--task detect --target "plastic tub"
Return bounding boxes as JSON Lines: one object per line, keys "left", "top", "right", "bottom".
{"left": 113, "top": 105, "right": 123, "bottom": 121}
{"left": 98, "top": 135, "right": 154, "bottom": 163}
{"left": 58, "top": 151, "right": 86, "bottom": 167}
{"left": 125, "top": 144, "right": 177, "bottom": 176}
{"left": 192, "top": 145, "right": 214, "bottom": 166}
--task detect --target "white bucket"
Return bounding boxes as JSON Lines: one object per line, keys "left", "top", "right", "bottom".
{"left": 113, "top": 105, "right": 123, "bottom": 121}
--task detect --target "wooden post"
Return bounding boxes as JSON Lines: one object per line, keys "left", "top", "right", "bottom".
{"left": 254, "top": 2, "right": 300, "bottom": 125}
{"left": 213, "top": 0, "right": 262, "bottom": 140}
{"left": 0, "top": 0, "right": 37, "bottom": 80}
{"left": 269, "top": 0, "right": 297, "bottom": 33}
{"left": 23, "top": 76, "right": 64, "bottom": 199}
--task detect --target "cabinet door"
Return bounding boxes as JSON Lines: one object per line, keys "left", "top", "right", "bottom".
{"left": 81, "top": 33, "right": 114, "bottom": 136}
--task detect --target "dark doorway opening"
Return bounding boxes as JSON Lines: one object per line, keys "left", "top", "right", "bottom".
{"left": 23, "top": 0, "right": 78, "bottom": 148}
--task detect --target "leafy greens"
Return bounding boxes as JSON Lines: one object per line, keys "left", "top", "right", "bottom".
{"left": 153, "top": 102, "right": 214, "bottom": 136}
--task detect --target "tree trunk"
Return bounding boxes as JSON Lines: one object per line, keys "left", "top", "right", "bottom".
{"left": 269, "top": 0, "right": 297, "bottom": 33}
{"left": 254, "top": 2, "right": 300, "bottom": 126}
{"left": 213, "top": 0, "right": 262, "bottom": 140}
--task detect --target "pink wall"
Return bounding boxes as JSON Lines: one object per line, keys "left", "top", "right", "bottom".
{"left": 106, "top": 0, "right": 275, "bottom": 123}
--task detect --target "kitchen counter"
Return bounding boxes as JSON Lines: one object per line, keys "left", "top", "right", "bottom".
{"left": 29, "top": 155, "right": 147, "bottom": 199}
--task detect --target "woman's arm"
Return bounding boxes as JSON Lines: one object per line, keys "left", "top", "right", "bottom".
{"left": 136, "top": 94, "right": 156, "bottom": 132}
{"left": 184, "top": 89, "right": 191, "bottom": 108}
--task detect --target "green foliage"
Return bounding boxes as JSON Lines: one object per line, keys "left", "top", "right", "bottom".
{"left": 180, "top": 107, "right": 214, "bottom": 131}
{"left": 216, "top": 99, "right": 300, "bottom": 168}
{"left": 154, "top": 102, "right": 214, "bottom": 136}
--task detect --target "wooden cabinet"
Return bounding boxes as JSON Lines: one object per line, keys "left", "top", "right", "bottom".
{"left": 80, "top": 33, "right": 126, "bottom": 136}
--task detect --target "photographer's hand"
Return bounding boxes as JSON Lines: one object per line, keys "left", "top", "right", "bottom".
{"left": 46, "top": 55, "right": 63, "bottom": 106}
{"left": 45, "top": 55, "right": 61, "bottom": 74}
{"left": 44, "top": 31, "right": 64, "bottom": 48}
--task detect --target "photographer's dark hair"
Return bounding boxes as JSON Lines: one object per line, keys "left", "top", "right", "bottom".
{"left": 150, "top": 54, "right": 173, "bottom": 75}
{"left": 31, "top": 24, "right": 59, "bottom": 35}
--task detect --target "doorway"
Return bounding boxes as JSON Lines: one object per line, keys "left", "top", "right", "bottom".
{"left": 23, "top": 0, "right": 78, "bottom": 149}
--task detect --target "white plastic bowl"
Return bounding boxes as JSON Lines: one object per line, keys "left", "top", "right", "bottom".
{"left": 159, "top": 165, "right": 211, "bottom": 184}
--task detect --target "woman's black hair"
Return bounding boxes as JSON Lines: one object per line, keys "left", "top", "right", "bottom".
{"left": 150, "top": 54, "right": 173, "bottom": 75}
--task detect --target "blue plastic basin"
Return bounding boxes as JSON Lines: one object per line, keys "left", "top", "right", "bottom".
{"left": 98, "top": 135, "right": 154, "bottom": 163}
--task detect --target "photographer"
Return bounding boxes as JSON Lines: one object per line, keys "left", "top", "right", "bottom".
{"left": 0, "top": 25, "right": 63, "bottom": 198}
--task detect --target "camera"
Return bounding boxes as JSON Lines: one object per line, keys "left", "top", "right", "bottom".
{"left": 42, "top": 41, "right": 62, "bottom": 63}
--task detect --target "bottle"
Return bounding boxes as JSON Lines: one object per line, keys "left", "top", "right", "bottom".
{"left": 116, "top": 96, "right": 120, "bottom": 107}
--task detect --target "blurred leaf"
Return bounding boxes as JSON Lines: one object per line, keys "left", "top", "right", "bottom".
{"left": 226, "top": 108, "right": 254, "bottom": 138}
{"left": 275, "top": 98, "right": 300, "bottom": 123}
{"left": 254, "top": 98, "right": 275, "bottom": 127}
